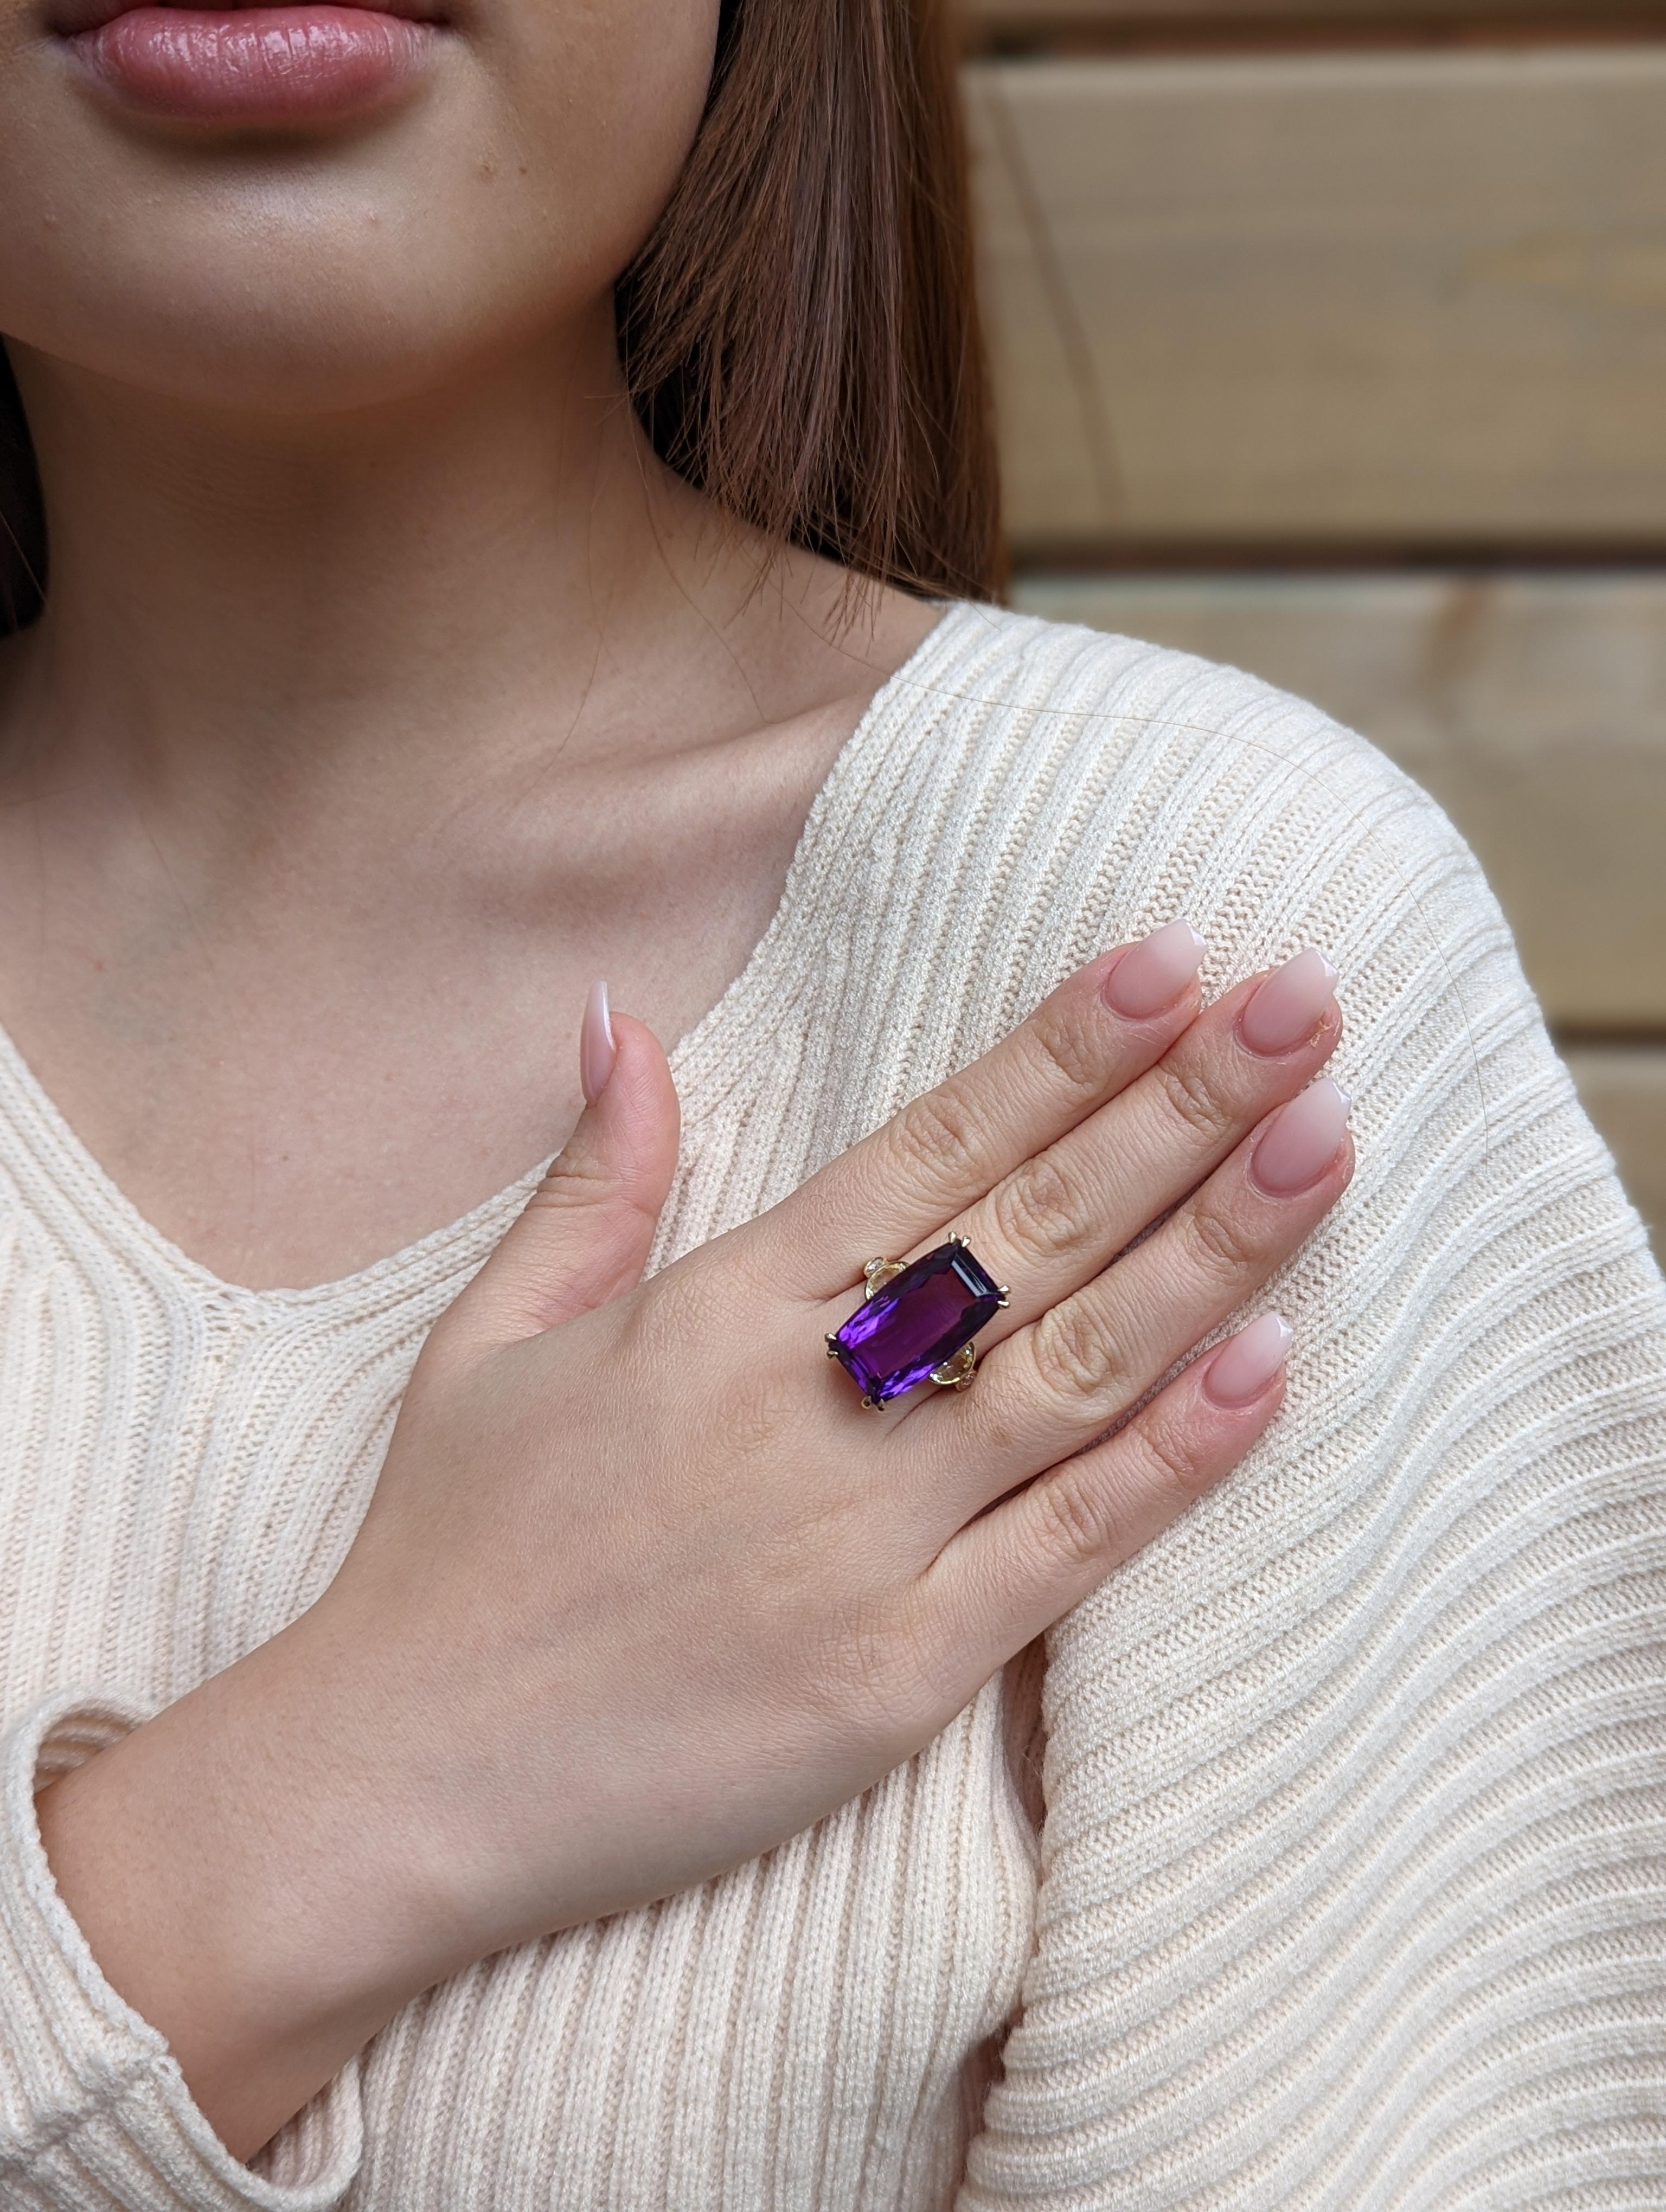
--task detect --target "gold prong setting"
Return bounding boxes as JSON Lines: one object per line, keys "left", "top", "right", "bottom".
{"left": 928, "top": 1341, "right": 978, "bottom": 1390}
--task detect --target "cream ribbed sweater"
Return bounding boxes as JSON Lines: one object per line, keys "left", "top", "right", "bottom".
{"left": 1, "top": 602, "right": 1662, "bottom": 2210}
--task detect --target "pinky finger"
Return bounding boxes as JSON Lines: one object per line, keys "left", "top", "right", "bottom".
{"left": 924, "top": 1313, "right": 1294, "bottom": 1664}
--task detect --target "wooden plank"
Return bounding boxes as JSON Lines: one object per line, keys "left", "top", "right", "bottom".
{"left": 967, "top": 50, "right": 1666, "bottom": 549}
{"left": 1563, "top": 1046, "right": 1666, "bottom": 1257}
{"left": 1009, "top": 571, "right": 1666, "bottom": 1028}
{"left": 964, "top": 1, "right": 1666, "bottom": 29}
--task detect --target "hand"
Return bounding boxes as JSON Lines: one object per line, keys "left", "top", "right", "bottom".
{"left": 38, "top": 928, "right": 1353, "bottom": 2157}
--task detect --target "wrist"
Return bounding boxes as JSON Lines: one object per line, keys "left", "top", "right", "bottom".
{"left": 35, "top": 1609, "right": 483, "bottom": 2158}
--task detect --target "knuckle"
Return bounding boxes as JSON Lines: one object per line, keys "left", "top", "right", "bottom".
{"left": 527, "top": 1153, "right": 616, "bottom": 1214}
{"left": 1020, "top": 1001, "right": 1105, "bottom": 1097}
{"left": 887, "top": 1078, "right": 989, "bottom": 1195}
{"left": 1029, "top": 1301, "right": 1127, "bottom": 1411}
{"left": 1152, "top": 1058, "right": 1235, "bottom": 1144}
{"left": 1126, "top": 1415, "right": 1208, "bottom": 1520}
{"left": 1181, "top": 1198, "right": 1264, "bottom": 1282}
{"left": 1034, "top": 1461, "right": 1116, "bottom": 1571}
{"left": 992, "top": 1152, "right": 1088, "bottom": 1263}
{"left": 526, "top": 1166, "right": 659, "bottom": 1246}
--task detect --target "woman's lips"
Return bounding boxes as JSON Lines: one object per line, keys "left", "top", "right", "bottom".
{"left": 65, "top": 4, "right": 438, "bottom": 124}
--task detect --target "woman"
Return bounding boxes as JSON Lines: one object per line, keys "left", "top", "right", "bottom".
{"left": 0, "top": 0, "right": 1661, "bottom": 2203}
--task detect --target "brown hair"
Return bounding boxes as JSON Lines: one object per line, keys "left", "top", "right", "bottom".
{"left": 620, "top": 0, "right": 1002, "bottom": 604}
{"left": 0, "top": 0, "right": 1001, "bottom": 634}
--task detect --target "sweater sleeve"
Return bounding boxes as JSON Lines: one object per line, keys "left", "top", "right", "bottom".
{"left": 0, "top": 1688, "right": 363, "bottom": 2212}
{"left": 957, "top": 650, "right": 1666, "bottom": 2205}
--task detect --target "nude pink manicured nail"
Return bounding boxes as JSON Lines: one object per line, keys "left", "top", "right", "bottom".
{"left": 1239, "top": 948, "right": 1339, "bottom": 1057}
{"left": 1204, "top": 1313, "right": 1294, "bottom": 1408}
{"left": 1103, "top": 919, "right": 1207, "bottom": 1019}
{"left": 580, "top": 979, "right": 617, "bottom": 1104}
{"left": 1252, "top": 1078, "right": 1353, "bottom": 1195}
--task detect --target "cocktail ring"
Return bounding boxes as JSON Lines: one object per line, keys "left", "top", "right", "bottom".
{"left": 825, "top": 1236, "right": 1009, "bottom": 1409}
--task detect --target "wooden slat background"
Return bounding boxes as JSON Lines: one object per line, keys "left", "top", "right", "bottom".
{"left": 1008, "top": 572, "right": 1666, "bottom": 1028}
{"left": 1010, "top": 573, "right": 1666, "bottom": 1242}
{"left": 970, "top": 22, "right": 1665, "bottom": 1249}
{"left": 966, "top": 48, "right": 1666, "bottom": 551}
{"left": 964, "top": 1, "right": 1666, "bottom": 35}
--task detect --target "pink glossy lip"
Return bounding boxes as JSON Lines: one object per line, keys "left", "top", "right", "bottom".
{"left": 59, "top": 0, "right": 443, "bottom": 124}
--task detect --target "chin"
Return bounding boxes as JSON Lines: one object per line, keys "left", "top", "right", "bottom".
{"left": 0, "top": 0, "right": 715, "bottom": 419}
{"left": 7, "top": 202, "right": 626, "bottom": 422}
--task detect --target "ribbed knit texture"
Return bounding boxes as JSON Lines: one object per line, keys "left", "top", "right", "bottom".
{"left": 0, "top": 602, "right": 1661, "bottom": 2209}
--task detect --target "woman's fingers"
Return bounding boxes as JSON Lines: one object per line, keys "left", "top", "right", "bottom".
{"left": 922, "top": 1310, "right": 1294, "bottom": 1664}
{"left": 771, "top": 921, "right": 1208, "bottom": 1298}
{"left": 877, "top": 950, "right": 1341, "bottom": 1354}
{"left": 909, "top": 1078, "right": 1354, "bottom": 1514}
{"left": 435, "top": 998, "right": 681, "bottom": 1357}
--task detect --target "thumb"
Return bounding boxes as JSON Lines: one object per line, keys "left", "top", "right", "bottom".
{"left": 443, "top": 982, "right": 681, "bottom": 1353}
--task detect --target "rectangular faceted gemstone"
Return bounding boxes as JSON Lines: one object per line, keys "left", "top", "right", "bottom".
{"left": 831, "top": 1240, "right": 1003, "bottom": 1405}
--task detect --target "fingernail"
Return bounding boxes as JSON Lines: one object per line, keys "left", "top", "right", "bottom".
{"left": 1204, "top": 1313, "right": 1294, "bottom": 1408}
{"left": 580, "top": 979, "right": 616, "bottom": 1104}
{"left": 1251, "top": 1078, "right": 1353, "bottom": 1196}
{"left": 1103, "top": 920, "right": 1207, "bottom": 1019}
{"left": 1239, "top": 948, "right": 1339, "bottom": 1057}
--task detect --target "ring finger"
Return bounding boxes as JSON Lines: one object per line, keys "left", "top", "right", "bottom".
{"left": 936, "top": 953, "right": 1342, "bottom": 1349}
{"left": 821, "top": 949, "right": 1341, "bottom": 1404}
{"left": 908, "top": 1075, "right": 1355, "bottom": 1521}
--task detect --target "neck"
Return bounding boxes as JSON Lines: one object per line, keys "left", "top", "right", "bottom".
{"left": 0, "top": 306, "right": 805, "bottom": 842}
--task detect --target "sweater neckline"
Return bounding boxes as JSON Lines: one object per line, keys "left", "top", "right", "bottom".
{"left": 0, "top": 600, "right": 986, "bottom": 1315}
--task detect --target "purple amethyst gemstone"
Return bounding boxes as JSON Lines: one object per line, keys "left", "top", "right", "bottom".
{"left": 830, "top": 1240, "right": 1004, "bottom": 1406}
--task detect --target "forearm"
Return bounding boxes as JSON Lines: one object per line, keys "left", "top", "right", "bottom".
{"left": 33, "top": 1614, "right": 477, "bottom": 2162}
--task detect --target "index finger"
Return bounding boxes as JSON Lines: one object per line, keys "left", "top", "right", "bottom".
{"left": 767, "top": 921, "right": 1207, "bottom": 1300}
